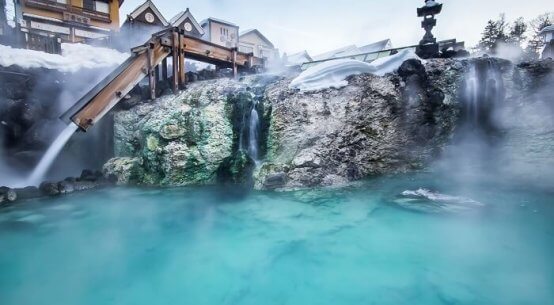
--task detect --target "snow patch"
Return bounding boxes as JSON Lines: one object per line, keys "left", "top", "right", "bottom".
{"left": 426, "top": 0, "right": 440, "bottom": 7}
{"left": 289, "top": 49, "right": 421, "bottom": 92}
{"left": 0, "top": 43, "right": 129, "bottom": 72}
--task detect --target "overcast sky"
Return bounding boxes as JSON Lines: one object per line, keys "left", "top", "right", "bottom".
{"left": 120, "top": 0, "right": 552, "bottom": 56}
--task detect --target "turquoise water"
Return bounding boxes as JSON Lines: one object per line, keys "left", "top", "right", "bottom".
{"left": 0, "top": 174, "right": 553, "bottom": 305}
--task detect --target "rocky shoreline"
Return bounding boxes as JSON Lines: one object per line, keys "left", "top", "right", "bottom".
{"left": 1, "top": 57, "right": 552, "bottom": 196}
{"left": 0, "top": 170, "right": 116, "bottom": 207}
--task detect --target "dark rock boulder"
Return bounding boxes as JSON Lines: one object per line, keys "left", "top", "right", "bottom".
{"left": 0, "top": 187, "right": 18, "bottom": 204}
{"left": 39, "top": 182, "right": 61, "bottom": 196}
{"left": 14, "top": 186, "right": 42, "bottom": 200}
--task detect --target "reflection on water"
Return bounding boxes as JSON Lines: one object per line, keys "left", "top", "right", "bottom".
{"left": 0, "top": 173, "right": 553, "bottom": 305}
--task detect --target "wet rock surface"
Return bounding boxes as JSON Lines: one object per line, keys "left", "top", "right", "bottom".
{"left": 0, "top": 169, "right": 116, "bottom": 207}
{"left": 255, "top": 59, "right": 464, "bottom": 190}
{"left": 105, "top": 76, "right": 275, "bottom": 186}
{"left": 105, "top": 58, "right": 553, "bottom": 190}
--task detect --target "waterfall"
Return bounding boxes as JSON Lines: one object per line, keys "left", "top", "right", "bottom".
{"left": 27, "top": 123, "right": 78, "bottom": 186}
{"left": 461, "top": 58, "right": 504, "bottom": 132}
{"left": 248, "top": 101, "right": 260, "bottom": 161}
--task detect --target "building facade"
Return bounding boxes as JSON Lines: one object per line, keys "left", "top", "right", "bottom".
{"left": 117, "top": 0, "right": 167, "bottom": 50}
{"left": 14, "top": 0, "right": 123, "bottom": 51}
{"left": 540, "top": 25, "right": 554, "bottom": 59}
{"left": 238, "top": 29, "right": 277, "bottom": 62}
{"left": 169, "top": 8, "right": 203, "bottom": 39}
{"left": 200, "top": 17, "right": 238, "bottom": 48}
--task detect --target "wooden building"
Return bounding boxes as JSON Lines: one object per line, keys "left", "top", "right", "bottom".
{"left": 117, "top": 0, "right": 167, "bottom": 50}
{"left": 14, "top": 0, "right": 124, "bottom": 50}
{"left": 169, "top": 8, "right": 203, "bottom": 39}
{"left": 238, "top": 29, "right": 277, "bottom": 63}
{"left": 200, "top": 17, "right": 238, "bottom": 48}
{"left": 539, "top": 25, "right": 554, "bottom": 59}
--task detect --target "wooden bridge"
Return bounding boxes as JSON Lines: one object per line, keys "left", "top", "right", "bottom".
{"left": 61, "top": 27, "right": 264, "bottom": 131}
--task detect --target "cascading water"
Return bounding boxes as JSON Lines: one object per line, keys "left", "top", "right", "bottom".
{"left": 247, "top": 100, "right": 260, "bottom": 161}
{"left": 461, "top": 58, "right": 504, "bottom": 132}
{"left": 27, "top": 123, "right": 78, "bottom": 185}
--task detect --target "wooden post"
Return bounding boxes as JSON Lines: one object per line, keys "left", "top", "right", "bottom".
{"left": 178, "top": 33, "right": 186, "bottom": 88}
{"left": 172, "top": 30, "right": 179, "bottom": 94}
{"left": 147, "top": 45, "right": 156, "bottom": 100}
{"left": 162, "top": 57, "right": 168, "bottom": 81}
{"left": 232, "top": 48, "right": 238, "bottom": 78}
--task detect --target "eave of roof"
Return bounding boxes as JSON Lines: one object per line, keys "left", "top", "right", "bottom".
{"left": 129, "top": 0, "right": 169, "bottom": 27}
{"left": 239, "top": 29, "right": 274, "bottom": 48}
{"left": 201, "top": 17, "right": 239, "bottom": 28}
{"left": 169, "top": 8, "right": 205, "bottom": 35}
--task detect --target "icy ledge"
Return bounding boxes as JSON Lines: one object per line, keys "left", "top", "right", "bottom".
{"left": 289, "top": 49, "right": 421, "bottom": 92}
{"left": 0, "top": 43, "right": 129, "bottom": 72}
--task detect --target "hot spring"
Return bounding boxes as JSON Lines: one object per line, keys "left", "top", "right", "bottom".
{"left": 0, "top": 172, "right": 552, "bottom": 305}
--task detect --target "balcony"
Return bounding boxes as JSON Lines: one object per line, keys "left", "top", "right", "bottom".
{"left": 23, "top": 0, "right": 112, "bottom": 23}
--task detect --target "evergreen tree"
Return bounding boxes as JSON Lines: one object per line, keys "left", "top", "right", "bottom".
{"left": 508, "top": 17, "right": 527, "bottom": 47}
{"left": 478, "top": 14, "right": 508, "bottom": 53}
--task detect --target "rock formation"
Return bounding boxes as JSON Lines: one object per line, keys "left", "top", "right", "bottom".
{"left": 104, "top": 58, "right": 553, "bottom": 190}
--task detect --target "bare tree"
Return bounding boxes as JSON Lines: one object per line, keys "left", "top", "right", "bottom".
{"left": 526, "top": 12, "right": 554, "bottom": 57}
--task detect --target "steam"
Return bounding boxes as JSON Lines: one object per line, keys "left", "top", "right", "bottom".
{"left": 432, "top": 58, "right": 554, "bottom": 191}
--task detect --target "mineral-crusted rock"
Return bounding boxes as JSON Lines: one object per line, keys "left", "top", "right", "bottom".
{"left": 102, "top": 157, "right": 145, "bottom": 185}
{"left": 254, "top": 59, "right": 464, "bottom": 190}
{"left": 106, "top": 77, "right": 266, "bottom": 186}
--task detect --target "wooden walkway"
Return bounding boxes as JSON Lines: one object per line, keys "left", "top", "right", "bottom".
{"left": 62, "top": 27, "right": 264, "bottom": 131}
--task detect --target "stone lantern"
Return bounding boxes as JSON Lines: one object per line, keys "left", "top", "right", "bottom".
{"left": 416, "top": 0, "right": 443, "bottom": 59}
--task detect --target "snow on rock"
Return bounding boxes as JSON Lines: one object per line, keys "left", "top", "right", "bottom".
{"left": 0, "top": 43, "right": 129, "bottom": 73}
{"left": 289, "top": 59, "right": 375, "bottom": 92}
{"left": 289, "top": 49, "right": 421, "bottom": 92}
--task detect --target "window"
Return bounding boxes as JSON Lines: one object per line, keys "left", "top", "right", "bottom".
{"left": 94, "top": 1, "right": 109, "bottom": 14}
{"left": 56, "top": 0, "right": 68, "bottom": 3}
{"left": 83, "top": 0, "right": 109, "bottom": 14}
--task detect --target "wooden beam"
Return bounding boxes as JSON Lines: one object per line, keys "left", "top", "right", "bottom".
{"left": 178, "top": 33, "right": 186, "bottom": 88}
{"left": 147, "top": 45, "right": 156, "bottom": 100}
{"left": 71, "top": 42, "right": 171, "bottom": 130}
{"left": 172, "top": 30, "right": 179, "bottom": 94}
{"left": 232, "top": 48, "right": 238, "bottom": 78}
{"left": 162, "top": 57, "right": 168, "bottom": 81}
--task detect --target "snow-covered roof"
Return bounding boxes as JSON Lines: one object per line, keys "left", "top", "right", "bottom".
{"left": 239, "top": 29, "right": 274, "bottom": 48}
{"left": 169, "top": 8, "right": 205, "bottom": 35}
{"left": 201, "top": 17, "right": 239, "bottom": 28}
{"left": 539, "top": 25, "right": 554, "bottom": 35}
{"left": 425, "top": 0, "right": 440, "bottom": 7}
{"left": 128, "top": 0, "right": 169, "bottom": 27}
{"left": 359, "top": 39, "right": 392, "bottom": 54}
{"left": 312, "top": 39, "right": 392, "bottom": 61}
{"left": 0, "top": 43, "right": 129, "bottom": 73}
{"left": 312, "top": 45, "right": 358, "bottom": 61}
{"left": 287, "top": 51, "right": 313, "bottom": 65}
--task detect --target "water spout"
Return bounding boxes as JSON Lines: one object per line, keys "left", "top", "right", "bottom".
{"left": 27, "top": 123, "right": 79, "bottom": 185}
{"left": 248, "top": 101, "right": 260, "bottom": 161}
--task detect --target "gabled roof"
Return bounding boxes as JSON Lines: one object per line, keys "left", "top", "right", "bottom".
{"left": 287, "top": 51, "right": 313, "bottom": 64}
{"left": 312, "top": 39, "right": 393, "bottom": 61}
{"left": 539, "top": 25, "right": 554, "bottom": 35}
{"left": 312, "top": 45, "right": 358, "bottom": 61}
{"left": 201, "top": 17, "right": 239, "bottom": 28}
{"left": 239, "top": 29, "right": 274, "bottom": 48}
{"left": 119, "top": 0, "right": 125, "bottom": 7}
{"left": 358, "top": 39, "right": 392, "bottom": 54}
{"left": 128, "top": 0, "right": 169, "bottom": 27}
{"left": 169, "top": 8, "right": 205, "bottom": 35}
